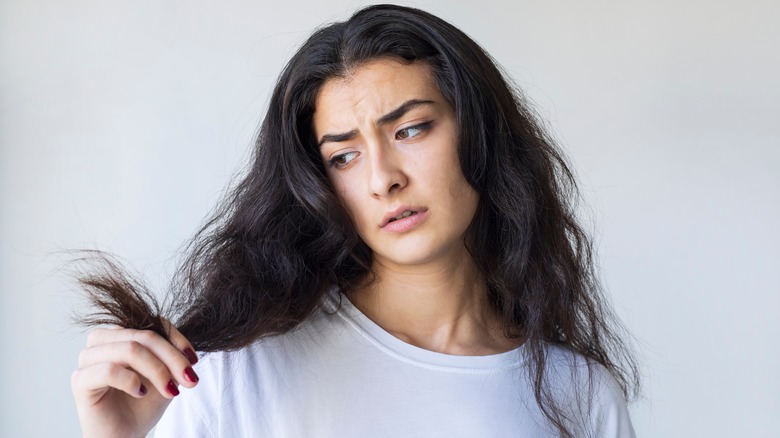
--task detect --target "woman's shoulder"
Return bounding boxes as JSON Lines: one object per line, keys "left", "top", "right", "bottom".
{"left": 542, "top": 344, "right": 635, "bottom": 437}
{"left": 153, "top": 301, "right": 344, "bottom": 437}
{"left": 543, "top": 344, "right": 627, "bottom": 400}
{"left": 198, "top": 298, "right": 345, "bottom": 378}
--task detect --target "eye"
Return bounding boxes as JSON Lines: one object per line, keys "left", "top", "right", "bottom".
{"left": 328, "top": 151, "right": 358, "bottom": 169}
{"left": 395, "top": 121, "right": 433, "bottom": 140}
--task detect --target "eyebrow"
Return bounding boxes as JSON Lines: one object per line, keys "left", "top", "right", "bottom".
{"left": 317, "top": 99, "right": 435, "bottom": 147}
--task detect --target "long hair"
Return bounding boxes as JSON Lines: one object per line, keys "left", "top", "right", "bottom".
{"left": 76, "top": 4, "right": 639, "bottom": 436}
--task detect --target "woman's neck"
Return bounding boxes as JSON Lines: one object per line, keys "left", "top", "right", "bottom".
{"left": 346, "top": 253, "right": 520, "bottom": 356}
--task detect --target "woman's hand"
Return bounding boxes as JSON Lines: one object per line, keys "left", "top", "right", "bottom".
{"left": 71, "top": 322, "right": 199, "bottom": 438}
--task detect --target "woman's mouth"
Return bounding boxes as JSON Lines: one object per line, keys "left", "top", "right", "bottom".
{"left": 381, "top": 209, "right": 428, "bottom": 233}
{"left": 388, "top": 210, "right": 417, "bottom": 222}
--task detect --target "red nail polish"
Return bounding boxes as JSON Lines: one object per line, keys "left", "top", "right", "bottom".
{"left": 184, "top": 367, "right": 199, "bottom": 383}
{"left": 183, "top": 348, "right": 198, "bottom": 365}
{"left": 139, "top": 384, "right": 148, "bottom": 396}
{"left": 167, "top": 380, "right": 180, "bottom": 397}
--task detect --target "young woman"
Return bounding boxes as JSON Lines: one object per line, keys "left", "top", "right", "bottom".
{"left": 72, "top": 5, "right": 639, "bottom": 437}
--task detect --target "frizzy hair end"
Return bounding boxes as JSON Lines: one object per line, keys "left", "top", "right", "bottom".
{"left": 71, "top": 250, "right": 172, "bottom": 343}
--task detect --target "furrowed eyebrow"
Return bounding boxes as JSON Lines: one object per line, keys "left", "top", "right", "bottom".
{"left": 317, "top": 99, "right": 435, "bottom": 147}
{"left": 318, "top": 130, "right": 358, "bottom": 147}
{"left": 376, "top": 99, "right": 435, "bottom": 126}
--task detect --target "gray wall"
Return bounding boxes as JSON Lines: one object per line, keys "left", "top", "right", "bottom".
{"left": 1, "top": 1, "right": 777, "bottom": 436}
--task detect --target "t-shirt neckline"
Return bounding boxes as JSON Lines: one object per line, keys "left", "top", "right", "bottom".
{"left": 324, "top": 290, "right": 527, "bottom": 374}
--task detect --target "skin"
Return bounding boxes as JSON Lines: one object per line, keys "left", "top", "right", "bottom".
{"left": 71, "top": 57, "right": 517, "bottom": 438}
{"left": 314, "top": 58, "right": 518, "bottom": 355}
{"left": 71, "top": 321, "right": 198, "bottom": 438}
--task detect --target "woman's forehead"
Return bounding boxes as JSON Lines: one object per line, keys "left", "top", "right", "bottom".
{"left": 313, "top": 59, "right": 442, "bottom": 132}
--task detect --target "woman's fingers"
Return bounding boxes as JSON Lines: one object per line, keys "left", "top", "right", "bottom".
{"left": 72, "top": 325, "right": 195, "bottom": 438}
{"left": 160, "top": 318, "right": 199, "bottom": 365}
{"left": 79, "top": 326, "right": 199, "bottom": 400}
{"left": 71, "top": 362, "right": 148, "bottom": 405}
{"left": 78, "top": 340, "right": 195, "bottom": 397}
{"left": 86, "top": 324, "right": 198, "bottom": 365}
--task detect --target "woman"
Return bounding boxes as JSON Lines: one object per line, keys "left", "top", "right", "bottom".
{"left": 72, "top": 4, "right": 639, "bottom": 437}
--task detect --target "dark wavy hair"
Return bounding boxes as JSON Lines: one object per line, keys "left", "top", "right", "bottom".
{"left": 76, "top": 4, "right": 639, "bottom": 436}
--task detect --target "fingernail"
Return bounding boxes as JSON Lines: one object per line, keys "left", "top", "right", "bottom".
{"left": 138, "top": 384, "right": 147, "bottom": 396}
{"left": 184, "top": 367, "right": 199, "bottom": 383}
{"left": 183, "top": 348, "right": 198, "bottom": 365}
{"left": 167, "top": 380, "right": 180, "bottom": 397}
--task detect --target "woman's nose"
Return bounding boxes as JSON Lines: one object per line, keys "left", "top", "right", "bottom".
{"left": 366, "top": 143, "right": 407, "bottom": 198}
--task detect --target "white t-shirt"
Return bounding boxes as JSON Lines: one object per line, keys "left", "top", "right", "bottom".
{"left": 155, "top": 291, "right": 634, "bottom": 437}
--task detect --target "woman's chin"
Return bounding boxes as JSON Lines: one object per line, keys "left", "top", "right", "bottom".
{"left": 371, "top": 242, "right": 468, "bottom": 270}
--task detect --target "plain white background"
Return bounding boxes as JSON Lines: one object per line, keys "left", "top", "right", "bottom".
{"left": 1, "top": 1, "right": 778, "bottom": 436}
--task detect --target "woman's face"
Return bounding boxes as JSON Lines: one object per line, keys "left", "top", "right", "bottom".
{"left": 313, "top": 58, "right": 480, "bottom": 268}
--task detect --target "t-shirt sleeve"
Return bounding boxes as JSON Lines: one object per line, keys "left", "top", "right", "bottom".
{"left": 151, "top": 353, "right": 222, "bottom": 438}
{"left": 588, "top": 366, "right": 636, "bottom": 438}
{"left": 152, "top": 388, "right": 214, "bottom": 438}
